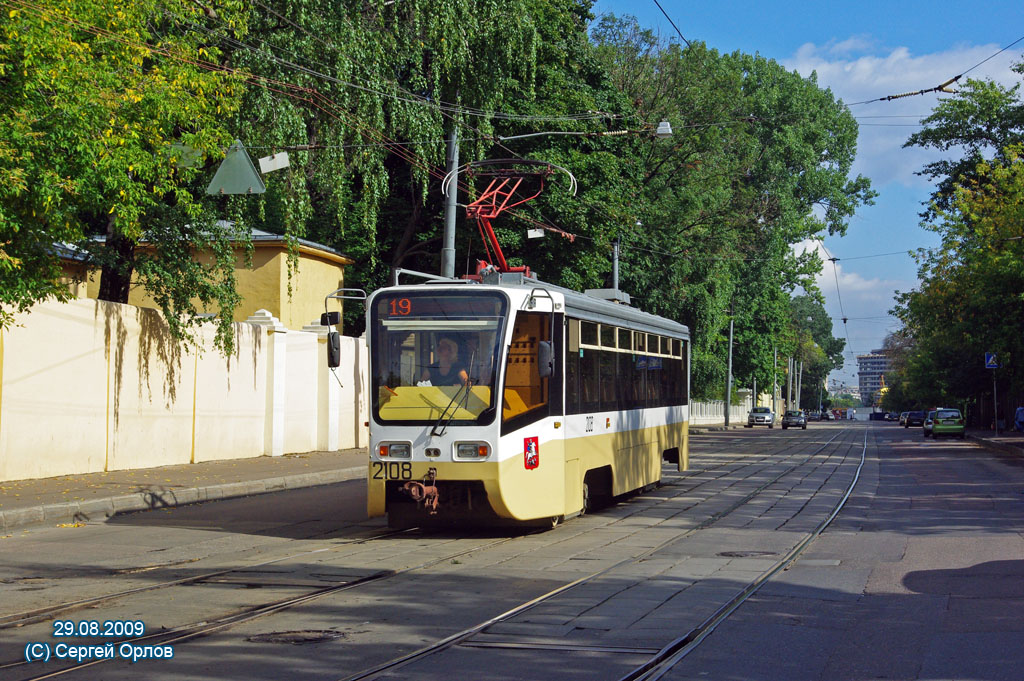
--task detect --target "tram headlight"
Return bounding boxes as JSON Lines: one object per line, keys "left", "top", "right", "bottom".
{"left": 456, "top": 443, "right": 489, "bottom": 460}
{"left": 378, "top": 443, "right": 411, "bottom": 459}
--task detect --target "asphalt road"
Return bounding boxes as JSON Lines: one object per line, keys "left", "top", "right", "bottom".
{"left": 0, "top": 423, "right": 1020, "bottom": 681}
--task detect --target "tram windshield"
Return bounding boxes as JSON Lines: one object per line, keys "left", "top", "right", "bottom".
{"left": 370, "top": 291, "right": 507, "bottom": 424}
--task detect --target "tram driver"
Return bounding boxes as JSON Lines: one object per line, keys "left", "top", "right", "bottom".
{"left": 419, "top": 336, "right": 469, "bottom": 386}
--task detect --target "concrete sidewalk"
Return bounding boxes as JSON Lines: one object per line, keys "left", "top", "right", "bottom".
{"left": 0, "top": 448, "right": 368, "bottom": 533}
{"left": 967, "top": 428, "right": 1024, "bottom": 456}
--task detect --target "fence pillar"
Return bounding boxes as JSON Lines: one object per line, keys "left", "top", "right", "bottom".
{"left": 248, "top": 310, "right": 287, "bottom": 456}
{"left": 302, "top": 321, "right": 340, "bottom": 451}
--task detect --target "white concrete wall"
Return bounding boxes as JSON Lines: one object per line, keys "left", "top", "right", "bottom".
{"left": 2, "top": 297, "right": 783, "bottom": 482}
{"left": 689, "top": 395, "right": 754, "bottom": 426}
{"left": 0, "top": 299, "right": 368, "bottom": 483}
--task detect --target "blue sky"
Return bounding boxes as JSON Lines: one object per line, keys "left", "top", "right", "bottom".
{"left": 591, "top": 0, "right": 1024, "bottom": 386}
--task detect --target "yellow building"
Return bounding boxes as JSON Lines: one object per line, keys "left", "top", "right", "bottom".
{"left": 61, "top": 229, "right": 355, "bottom": 330}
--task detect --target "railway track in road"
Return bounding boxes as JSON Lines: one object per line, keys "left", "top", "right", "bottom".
{"left": 2, "top": 426, "right": 862, "bottom": 681}
{"left": 338, "top": 426, "right": 868, "bottom": 681}
{"left": 0, "top": 427, "right": 790, "bottom": 634}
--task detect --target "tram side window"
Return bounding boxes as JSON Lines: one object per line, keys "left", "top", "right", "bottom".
{"left": 566, "top": 320, "right": 580, "bottom": 415}
{"left": 647, "top": 353, "right": 663, "bottom": 407}
{"left": 681, "top": 340, "right": 689, "bottom": 405}
{"left": 599, "top": 348, "right": 617, "bottom": 412}
{"left": 502, "top": 312, "right": 550, "bottom": 428}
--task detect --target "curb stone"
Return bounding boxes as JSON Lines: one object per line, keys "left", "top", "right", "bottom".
{"left": 0, "top": 465, "right": 365, "bottom": 533}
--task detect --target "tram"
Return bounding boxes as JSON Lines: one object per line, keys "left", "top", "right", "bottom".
{"left": 363, "top": 270, "right": 690, "bottom": 527}
{"left": 335, "top": 159, "right": 690, "bottom": 527}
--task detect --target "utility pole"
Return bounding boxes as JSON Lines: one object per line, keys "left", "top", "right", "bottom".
{"left": 797, "top": 360, "right": 803, "bottom": 410}
{"left": 612, "top": 239, "right": 620, "bottom": 290}
{"left": 440, "top": 121, "right": 459, "bottom": 279}
{"left": 725, "top": 316, "right": 734, "bottom": 427}
{"left": 787, "top": 357, "right": 793, "bottom": 410}
{"left": 993, "top": 372, "right": 999, "bottom": 434}
{"left": 773, "top": 346, "right": 778, "bottom": 417}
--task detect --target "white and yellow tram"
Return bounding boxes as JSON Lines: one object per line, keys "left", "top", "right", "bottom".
{"left": 365, "top": 271, "right": 690, "bottom": 527}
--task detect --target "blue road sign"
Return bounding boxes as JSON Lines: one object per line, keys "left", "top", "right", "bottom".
{"left": 985, "top": 352, "right": 1000, "bottom": 369}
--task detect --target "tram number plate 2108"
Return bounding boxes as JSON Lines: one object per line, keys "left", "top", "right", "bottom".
{"left": 372, "top": 462, "right": 413, "bottom": 480}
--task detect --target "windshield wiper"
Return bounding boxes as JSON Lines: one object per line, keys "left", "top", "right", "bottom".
{"left": 430, "top": 382, "right": 473, "bottom": 437}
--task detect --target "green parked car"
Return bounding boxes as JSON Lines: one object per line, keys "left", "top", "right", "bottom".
{"left": 929, "top": 408, "right": 966, "bottom": 439}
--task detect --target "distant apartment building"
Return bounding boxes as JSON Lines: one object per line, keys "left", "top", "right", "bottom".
{"left": 857, "top": 350, "right": 892, "bottom": 406}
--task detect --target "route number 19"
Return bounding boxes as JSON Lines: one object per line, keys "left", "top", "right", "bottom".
{"left": 388, "top": 298, "right": 412, "bottom": 316}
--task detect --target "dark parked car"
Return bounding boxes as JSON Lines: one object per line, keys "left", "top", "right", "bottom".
{"left": 905, "top": 410, "right": 926, "bottom": 427}
{"left": 781, "top": 410, "right": 807, "bottom": 430}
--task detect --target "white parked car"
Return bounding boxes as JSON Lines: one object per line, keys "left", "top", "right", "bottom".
{"left": 746, "top": 406, "right": 775, "bottom": 428}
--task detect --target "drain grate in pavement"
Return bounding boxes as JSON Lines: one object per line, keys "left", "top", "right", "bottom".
{"left": 246, "top": 630, "right": 346, "bottom": 645}
{"left": 717, "top": 550, "right": 777, "bottom": 558}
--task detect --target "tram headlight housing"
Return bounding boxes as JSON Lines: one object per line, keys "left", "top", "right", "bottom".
{"left": 456, "top": 442, "right": 490, "bottom": 460}
{"left": 378, "top": 443, "right": 411, "bottom": 459}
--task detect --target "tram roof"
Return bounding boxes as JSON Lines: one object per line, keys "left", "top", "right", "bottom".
{"left": 383, "top": 273, "right": 689, "bottom": 339}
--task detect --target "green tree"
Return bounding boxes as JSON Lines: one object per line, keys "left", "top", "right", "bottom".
{"left": 894, "top": 145, "right": 1024, "bottom": 410}
{"left": 0, "top": 0, "right": 250, "bottom": 349}
{"left": 904, "top": 63, "right": 1024, "bottom": 218}
{"left": 589, "top": 16, "right": 872, "bottom": 398}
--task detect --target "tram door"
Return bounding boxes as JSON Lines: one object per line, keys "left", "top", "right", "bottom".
{"left": 501, "top": 308, "right": 568, "bottom": 518}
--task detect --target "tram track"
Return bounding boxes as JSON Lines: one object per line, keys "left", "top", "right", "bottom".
{"left": 337, "top": 426, "right": 867, "bottom": 681}
{"left": 0, "top": 425, "right": 794, "bottom": 635}
{"left": 3, "top": 426, "right": 862, "bottom": 680}
{"left": 1, "top": 531, "right": 526, "bottom": 681}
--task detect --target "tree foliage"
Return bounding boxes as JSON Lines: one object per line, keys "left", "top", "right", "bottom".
{"left": 4, "top": 3, "right": 867, "bottom": 382}
{"left": 890, "top": 62, "right": 1024, "bottom": 420}
{"left": 0, "top": 0, "right": 250, "bottom": 349}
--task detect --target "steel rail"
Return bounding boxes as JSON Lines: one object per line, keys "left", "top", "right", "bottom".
{"left": 9, "top": 532, "right": 524, "bottom": 681}
{"left": 5, "top": 426, "right": 849, "bottom": 680}
{"left": 621, "top": 427, "right": 869, "bottom": 681}
{"left": 0, "top": 527, "right": 416, "bottom": 631}
{"left": 0, "top": 425, "right": 808, "bottom": 638}
{"left": 337, "top": 427, "right": 859, "bottom": 681}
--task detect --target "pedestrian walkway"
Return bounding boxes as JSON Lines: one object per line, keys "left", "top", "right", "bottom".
{"left": 968, "top": 427, "right": 1024, "bottom": 457}
{"left": 0, "top": 448, "right": 367, "bottom": 533}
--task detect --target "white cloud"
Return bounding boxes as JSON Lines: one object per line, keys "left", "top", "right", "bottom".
{"left": 783, "top": 42, "right": 1021, "bottom": 188}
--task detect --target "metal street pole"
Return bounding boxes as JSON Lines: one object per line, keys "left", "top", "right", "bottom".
{"left": 440, "top": 122, "right": 459, "bottom": 279}
{"left": 773, "top": 345, "right": 778, "bottom": 417}
{"left": 787, "top": 357, "right": 793, "bottom": 409}
{"left": 797, "top": 360, "right": 803, "bottom": 409}
{"left": 725, "top": 316, "right": 734, "bottom": 427}
{"left": 994, "top": 372, "right": 999, "bottom": 434}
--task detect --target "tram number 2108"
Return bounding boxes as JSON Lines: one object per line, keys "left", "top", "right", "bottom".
{"left": 371, "top": 462, "right": 413, "bottom": 481}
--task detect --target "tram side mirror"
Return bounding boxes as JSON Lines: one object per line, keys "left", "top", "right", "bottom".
{"left": 537, "top": 340, "right": 553, "bottom": 378}
{"left": 327, "top": 331, "right": 341, "bottom": 368}
{"left": 321, "top": 311, "right": 340, "bottom": 326}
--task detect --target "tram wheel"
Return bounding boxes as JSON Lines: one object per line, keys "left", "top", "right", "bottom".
{"left": 581, "top": 482, "right": 590, "bottom": 516}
